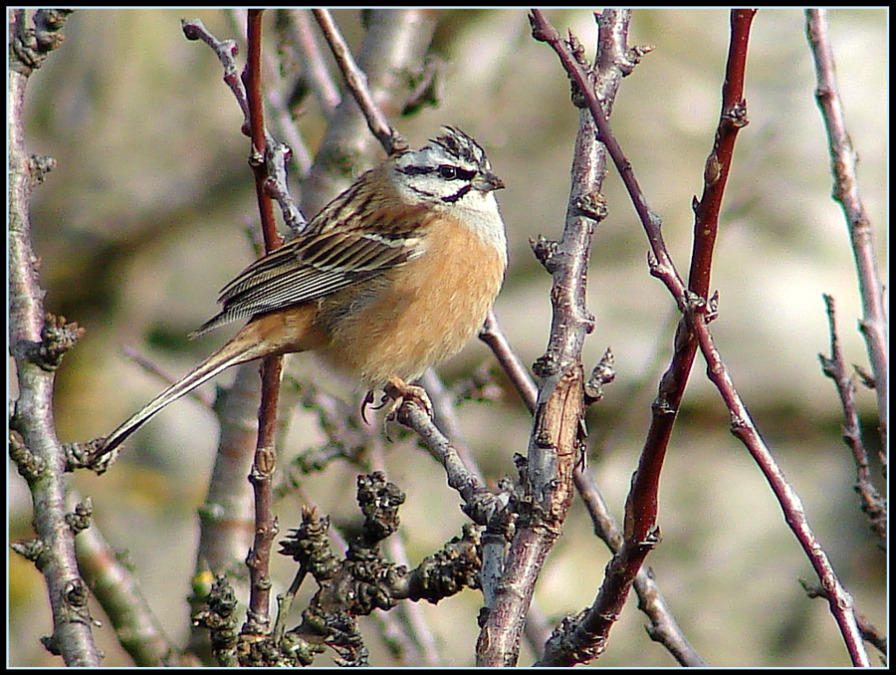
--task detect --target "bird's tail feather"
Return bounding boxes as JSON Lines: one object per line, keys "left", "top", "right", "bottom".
{"left": 100, "top": 334, "right": 267, "bottom": 455}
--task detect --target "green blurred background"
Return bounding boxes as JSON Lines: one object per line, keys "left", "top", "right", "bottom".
{"left": 10, "top": 9, "right": 886, "bottom": 667}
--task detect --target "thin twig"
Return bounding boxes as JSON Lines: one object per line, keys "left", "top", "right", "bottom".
{"left": 227, "top": 9, "right": 313, "bottom": 175}
{"left": 479, "top": 310, "right": 537, "bottom": 413}
{"left": 285, "top": 9, "right": 342, "bottom": 116}
{"left": 182, "top": 18, "right": 303, "bottom": 236}
{"left": 311, "top": 9, "right": 407, "bottom": 154}
{"left": 806, "top": 9, "right": 888, "bottom": 452}
{"left": 299, "top": 10, "right": 438, "bottom": 221}
{"left": 819, "top": 294, "right": 886, "bottom": 544}
{"left": 529, "top": 10, "right": 682, "bottom": 293}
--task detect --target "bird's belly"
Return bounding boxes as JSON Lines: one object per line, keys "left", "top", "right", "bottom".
{"left": 317, "top": 237, "right": 504, "bottom": 388}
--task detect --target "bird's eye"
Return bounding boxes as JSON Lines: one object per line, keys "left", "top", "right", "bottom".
{"left": 438, "top": 165, "right": 458, "bottom": 180}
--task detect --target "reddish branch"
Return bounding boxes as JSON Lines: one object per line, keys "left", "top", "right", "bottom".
{"left": 689, "top": 9, "right": 752, "bottom": 298}
{"left": 241, "top": 8, "right": 282, "bottom": 637}
{"left": 621, "top": 12, "right": 753, "bottom": 646}
{"left": 529, "top": 8, "right": 869, "bottom": 669}
{"left": 184, "top": 9, "right": 442, "bottom": 661}
{"left": 531, "top": 8, "right": 869, "bottom": 668}
{"left": 679, "top": 284, "right": 871, "bottom": 667}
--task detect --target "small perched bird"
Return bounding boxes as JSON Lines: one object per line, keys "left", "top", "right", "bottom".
{"left": 99, "top": 127, "right": 507, "bottom": 455}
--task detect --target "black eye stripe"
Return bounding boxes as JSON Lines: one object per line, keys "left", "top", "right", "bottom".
{"left": 398, "top": 164, "right": 477, "bottom": 181}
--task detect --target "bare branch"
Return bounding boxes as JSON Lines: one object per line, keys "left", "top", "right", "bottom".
{"left": 479, "top": 310, "right": 537, "bottom": 413}
{"left": 8, "top": 8, "right": 101, "bottom": 666}
{"left": 312, "top": 9, "right": 407, "bottom": 155}
{"left": 819, "top": 295, "right": 886, "bottom": 545}
{"left": 73, "top": 491, "right": 177, "bottom": 666}
{"left": 806, "top": 8, "right": 888, "bottom": 450}
{"left": 227, "top": 9, "right": 314, "bottom": 175}
{"left": 283, "top": 9, "right": 342, "bottom": 116}
{"left": 182, "top": 16, "right": 307, "bottom": 236}
{"left": 573, "top": 468, "right": 707, "bottom": 666}
{"left": 300, "top": 9, "right": 439, "bottom": 216}
{"left": 667, "top": 285, "right": 871, "bottom": 667}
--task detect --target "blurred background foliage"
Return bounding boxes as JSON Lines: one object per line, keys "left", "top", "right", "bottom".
{"left": 10, "top": 8, "right": 886, "bottom": 667}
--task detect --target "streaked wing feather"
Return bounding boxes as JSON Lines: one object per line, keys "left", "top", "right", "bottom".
{"left": 191, "top": 229, "right": 419, "bottom": 337}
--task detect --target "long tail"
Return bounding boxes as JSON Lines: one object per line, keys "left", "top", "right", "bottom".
{"left": 100, "top": 304, "right": 326, "bottom": 457}
{"left": 100, "top": 329, "right": 269, "bottom": 456}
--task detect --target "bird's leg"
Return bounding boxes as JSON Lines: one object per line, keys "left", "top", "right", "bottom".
{"left": 382, "top": 376, "right": 434, "bottom": 419}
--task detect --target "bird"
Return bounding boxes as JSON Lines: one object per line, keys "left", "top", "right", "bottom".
{"left": 99, "top": 126, "right": 507, "bottom": 456}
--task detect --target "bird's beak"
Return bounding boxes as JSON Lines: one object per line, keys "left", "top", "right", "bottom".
{"left": 474, "top": 170, "right": 505, "bottom": 192}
